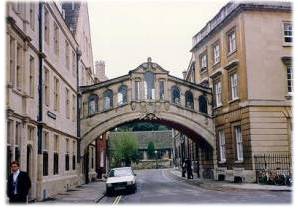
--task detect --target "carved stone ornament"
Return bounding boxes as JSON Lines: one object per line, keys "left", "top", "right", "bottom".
{"left": 140, "top": 102, "right": 147, "bottom": 112}
{"left": 131, "top": 102, "right": 136, "bottom": 111}
{"left": 140, "top": 113, "right": 158, "bottom": 121}
{"left": 164, "top": 102, "right": 170, "bottom": 111}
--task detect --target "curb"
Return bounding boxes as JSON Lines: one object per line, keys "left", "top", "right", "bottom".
{"left": 167, "top": 169, "right": 292, "bottom": 192}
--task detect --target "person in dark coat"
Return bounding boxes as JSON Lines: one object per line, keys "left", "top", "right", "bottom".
{"left": 182, "top": 160, "right": 186, "bottom": 177}
{"left": 7, "top": 161, "right": 31, "bottom": 203}
{"left": 186, "top": 159, "right": 193, "bottom": 179}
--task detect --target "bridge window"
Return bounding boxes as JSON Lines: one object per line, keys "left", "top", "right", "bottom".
{"left": 118, "top": 85, "right": 127, "bottom": 105}
{"left": 185, "top": 90, "right": 194, "bottom": 109}
{"left": 135, "top": 80, "right": 140, "bottom": 101}
{"left": 199, "top": 95, "right": 208, "bottom": 114}
{"left": 171, "top": 86, "right": 180, "bottom": 104}
{"left": 104, "top": 90, "right": 113, "bottom": 110}
{"left": 144, "top": 71, "right": 155, "bottom": 100}
{"left": 159, "top": 80, "right": 165, "bottom": 100}
{"left": 88, "top": 94, "right": 99, "bottom": 116}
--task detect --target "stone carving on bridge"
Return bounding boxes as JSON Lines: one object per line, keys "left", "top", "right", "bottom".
{"left": 164, "top": 101, "right": 170, "bottom": 111}
{"left": 131, "top": 102, "right": 136, "bottom": 111}
{"left": 139, "top": 112, "right": 159, "bottom": 121}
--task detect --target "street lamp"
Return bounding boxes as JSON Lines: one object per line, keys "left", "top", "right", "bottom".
{"left": 155, "top": 150, "right": 158, "bottom": 169}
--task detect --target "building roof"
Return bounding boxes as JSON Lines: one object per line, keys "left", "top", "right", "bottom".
{"left": 191, "top": 1, "right": 292, "bottom": 52}
{"left": 109, "top": 130, "right": 173, "bottom": 150}
{"left": 62, "top": 2, "right": 81, "bottom": 33}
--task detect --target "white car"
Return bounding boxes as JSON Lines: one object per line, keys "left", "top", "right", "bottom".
{"left": 105, "top": 167, "right": 137, "bottom": 195}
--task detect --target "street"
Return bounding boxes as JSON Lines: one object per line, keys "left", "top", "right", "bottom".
{"left": 98, "top": 169, "right": 292, "bottom": 204}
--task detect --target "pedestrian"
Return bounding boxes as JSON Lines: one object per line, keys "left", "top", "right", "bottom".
{"left": 182, "top": 160, "right": 186, "bottom": 177}
{"left": 7, "top": 161, "right": 31, "bottom": 203}
{"left": 186, "top": 159, "right": 193, "bottom": 179}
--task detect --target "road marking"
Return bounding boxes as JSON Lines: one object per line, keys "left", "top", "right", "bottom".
{"left": 112, "top": 195, "right": 122, "bottom": 204}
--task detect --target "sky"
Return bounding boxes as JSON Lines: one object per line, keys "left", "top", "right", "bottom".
{"left": 88, "top": 0, "right": 229, "bottom": 79}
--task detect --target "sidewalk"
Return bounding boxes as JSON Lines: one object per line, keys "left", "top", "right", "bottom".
{"left": 42, "top": 180, "right": 106, "bottom": 203}
{"left": 168, "top": 168, "right": 292, "bottom": 192}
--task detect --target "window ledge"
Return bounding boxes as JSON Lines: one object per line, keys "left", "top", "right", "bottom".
{"left": 227, "top": 49, "right": 237, "bottom": 57}
{"left": 285, "top": 94, "right": 292, "bottom": 100}
{"left": 212, "top": 61, "right": 220, "bottom": 67}
{"left": 234, "top": 160, "right": 243, "bottom": 164}
{"left": 228, "top": 98, "right": 240, "bottom": 104}
{"left": 200, "top": 67, "right": 207, "bottom": 73}
{"left": 218, "top": 160, "right": 226, "bottom": 164}
{"left": 282, "top": 42, "right": 292, "bottom": 47}
{"left": 214, "top": 104, "right": 223, "bottom": 109}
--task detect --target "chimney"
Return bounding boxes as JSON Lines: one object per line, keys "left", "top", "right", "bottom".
{"left": 182, "top": 71, "right": 187, "bottom": 79}
{"left": 95, "top": 60, "right": 108, "bottom": 82}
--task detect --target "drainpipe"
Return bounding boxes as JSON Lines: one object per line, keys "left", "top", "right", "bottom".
{"left": 76, "top": 48, "right": 82, "bottom": 163}
{"left": 37, "top": 1, "right": 44, "bottom": 155}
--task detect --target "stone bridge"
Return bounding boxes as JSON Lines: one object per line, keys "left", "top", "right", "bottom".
{"left": 80, "top": 58, "right": 215, "bottom": 156}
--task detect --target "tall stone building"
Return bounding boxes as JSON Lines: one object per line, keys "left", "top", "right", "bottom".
{"left": 6, "top": 1, "right": 96, "bottom": 201}
{"left": 182, "top": 1, "right": 292, "bottom": 182}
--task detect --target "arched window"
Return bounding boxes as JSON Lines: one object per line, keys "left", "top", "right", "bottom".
{"left": 171, "top": 86, "right": 180, "bottom": 104}
{"left": 88, "top": 94, "right": 99, "bottom": 116}
{"left": 185, "top": 91, "right": 194, "bottom": 109}
{"left": 144, "top": 71, "right": 155, "bottom": 100}
{"left": 118, "top": 85, "right": 127, "bottom": 105}
{"left": 104, "top": 90, "right": 113, "bottom": 110}
{"left": 199, "top": 95, "right": 208, "bottom": 114}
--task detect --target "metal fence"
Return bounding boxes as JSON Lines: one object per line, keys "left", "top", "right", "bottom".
{"left": 254, "top": 153, "right": 292, "bottom": 185}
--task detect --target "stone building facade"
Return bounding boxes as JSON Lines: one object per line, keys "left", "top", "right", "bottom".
{"left": 182, "top": 1, "right": 292, "bottom": 182}
{"left": 6, "top": 1, "right": 96, "bottom": 201}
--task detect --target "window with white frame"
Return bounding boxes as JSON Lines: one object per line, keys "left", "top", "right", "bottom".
{"left": 214, "top": 80, "right": 222, "bottom": 107}
{"left": 230, "top": 73, "right": 239, "bottom": 100}
{"left": 218, "top": 129, "right": 226, "bottom": 162}
{"left": 200, "top": 54, "right": 207, "bottom": 71}
{"left": 287, "top": 65, "right": 293, "bottom": 94}
{"left": 213, "top": 44, "right": 220, "bottom": 64}
{"left": 228, "top": 30, "right": 236, "bottom": 54}
{"left": 235, "top": 126, "right": 243, "bottom": 161}
{"left": 283, "top": 22, "right": 292, "bottom": 43}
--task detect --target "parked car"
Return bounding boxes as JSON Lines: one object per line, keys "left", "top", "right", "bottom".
{"left": 105, "top": 167, "right": 137, "bottom": 195}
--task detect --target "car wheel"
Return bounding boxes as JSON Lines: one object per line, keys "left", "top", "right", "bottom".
{"left": 106, "top": 188, "right": 113, "bottom": 196}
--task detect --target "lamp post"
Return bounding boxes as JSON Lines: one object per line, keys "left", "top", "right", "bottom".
{"left": 155, "top": 150, "right": 158, "bottom": 169}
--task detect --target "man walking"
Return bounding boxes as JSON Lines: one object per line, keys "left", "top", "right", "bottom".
{"left": 7, "top": 161, "right": 31, "bottom": 203}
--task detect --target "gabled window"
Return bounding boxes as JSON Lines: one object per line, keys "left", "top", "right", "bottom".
{"left": 135, "top": 80, "right": 140, "bottom": 100}
{"left": 199, "top": 95, "right": 208, "bottom": 114}
{"left": 88, "top": 94, "right": 98, "bottom": 116}
{"left": 144, "top": 71, "right": 155, "bottom": 100}
{"left": 185, "top": 91, "right": 194, "bottom": 109}
{"left": 283, "top": 22, "right": 292, "bottom": 43}
{"left": 171, "top": 86, "right": 180, "bottom": 104}
{"left": 104, "top": 90, "right": 113, "bottom": 110}
{"left": 159, "top": 80, "right": 165, "bottom": 100}
{"left": 118, "top": 85, "right": 128, "bottom": 105}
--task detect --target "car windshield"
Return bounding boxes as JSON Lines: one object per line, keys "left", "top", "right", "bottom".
{"left": 108, "top": 168, "right": 133, "bottom": 177}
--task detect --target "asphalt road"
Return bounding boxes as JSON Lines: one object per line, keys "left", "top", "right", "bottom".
{"left": 99, "top": 168, "right": 292, "bottom": 204}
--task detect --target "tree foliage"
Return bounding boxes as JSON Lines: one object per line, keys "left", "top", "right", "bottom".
{"left": 147, "top": 141, "right": 155, "bottom": 159}
{"left": 110, "top": 133, "right": 139, "bottom": 167}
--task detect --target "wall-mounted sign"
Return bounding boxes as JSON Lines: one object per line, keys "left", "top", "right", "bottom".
{"left": 47, "top": 111, "right": 56, "bottom": 120}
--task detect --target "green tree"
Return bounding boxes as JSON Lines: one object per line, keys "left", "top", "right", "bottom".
{"left": 147, "top": 141, "right": 155, "bottom": 159}
{"left": 110, "top": 133, "right": 139, "bottom": 167}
